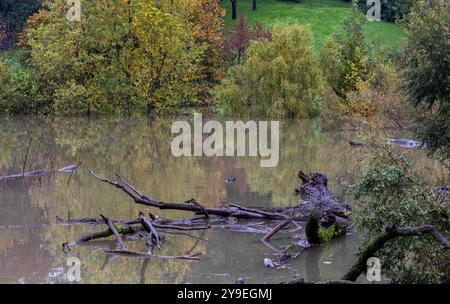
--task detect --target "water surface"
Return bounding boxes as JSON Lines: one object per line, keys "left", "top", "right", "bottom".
{"left": 0, "top": 116, "right": 447, "bottom": 283}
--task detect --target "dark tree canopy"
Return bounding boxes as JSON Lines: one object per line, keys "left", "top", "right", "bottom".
{"left": 0, "top": 0, "right": 44, "bottom": 31}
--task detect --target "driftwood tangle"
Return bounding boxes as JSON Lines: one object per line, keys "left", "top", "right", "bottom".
{"left": 90, "top": 170, "right": 351, "bottom": 224}
{"left": 19, "top": 168, "right": 447, "bottom": 283}
{"left": 61, "top": 170, "right": 352, "bottom": 260}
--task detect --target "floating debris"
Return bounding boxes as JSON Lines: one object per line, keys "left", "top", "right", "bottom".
{"left": 386, "top": 138, "right": 423, "bottom": 149}
{"left": 264, "top": 258, "right": 275, "bottom": 268}
{"left": 434, "top": 186, "right": 449, "bottom": 195}
{"left": 297, "top": 238, "right": 311, "bottom": 249}
{"left": 224, "top": 177, "right": 237, "bottom": 184}
{"left": 349, "top": 140, "right": 366, "bottom": 147}
{"left": 0, "top": 169, "right": 48, "bottom": 181}
{"left": 58, "top": 165, "right": 78, "bottom": 173}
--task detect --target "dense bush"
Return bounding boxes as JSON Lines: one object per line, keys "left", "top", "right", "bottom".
{"left": 400, "top": 0, "right": 450, "bottom": 160}
{"left": 215, "top": 24, "right": 322, "bottom": 118}
{"left": 0, "top": 51, "right": 34, "bottom": 113}
{"left": 353, "top": 149, "right": 450, "bottom": 283}
{"left": 319, "top": 3, "right": 371, "bottom": 97}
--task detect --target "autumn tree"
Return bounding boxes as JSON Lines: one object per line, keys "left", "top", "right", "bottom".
{"left": 319, "top": 3, "right": 371, "bottom": 97}
{"left": 186, "top": 0, "right": 226, "bottom": 95}
{"left": 224, "top": 15, "right": 271, "bottom": 64}
{"left": 22, "top": 0, "right": 210, "bottom": 114}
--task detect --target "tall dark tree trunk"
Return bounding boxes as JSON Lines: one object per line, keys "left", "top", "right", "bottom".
{"left": 253, "top": 0, "right": 257, "bottom": 11}
{"left": 231, "top": 0, "right": 237, "bottom": 20}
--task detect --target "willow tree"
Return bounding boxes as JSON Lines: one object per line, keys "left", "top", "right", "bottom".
{"left": 215, "top": 24, "right": 322, "bottom": 118}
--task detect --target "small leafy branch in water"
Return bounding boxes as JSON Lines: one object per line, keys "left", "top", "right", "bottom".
{"left": 351, "top": 147, "right": 449, "bottom": 283}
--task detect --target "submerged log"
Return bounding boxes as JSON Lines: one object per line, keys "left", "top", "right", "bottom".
{"left": 0, "top": 169, "right": 48, "bottom": 181}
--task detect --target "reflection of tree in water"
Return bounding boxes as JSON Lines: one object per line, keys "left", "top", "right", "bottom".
{"left": 190, "top": 230, "right": 292, "bottom": 284}
{"left": 0, "top": 180, "right": 53, "bottom": 283}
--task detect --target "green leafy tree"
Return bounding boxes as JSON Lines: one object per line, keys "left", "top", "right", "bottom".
{"left": 319, "top": 36, "right": 343, "bottom": 92}
{"left": 215, "top": 24, "right": 322, "bottom": 118}
{"left": 353, "top": 148, "right": 450, "bottom": 283}
{"left": 400, "top": 0, "right": 450, "bottom": 160}
{"left": 0, "top": 55, "right": 32, "bottom": 113}
{"left": 320, "top": 2, "right": 371, "bottom": 97}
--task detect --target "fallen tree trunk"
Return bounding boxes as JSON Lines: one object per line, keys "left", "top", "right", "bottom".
{"left": 91, "top": 170, "right": 286, "bottom": 220}
{"left": 283, "top": 224, "right": 450, "bottom": 284}
{"left": 342, "top": 224, "right": 450, "bottom": 281}
{"left": 62, "top": 218, "right": 209, "bottom": 252}
{"left": 296, "top": 171, "right": 351, "bottom": 219}
{"left": 89, "top": 170, "right": 351, "bottom": 225}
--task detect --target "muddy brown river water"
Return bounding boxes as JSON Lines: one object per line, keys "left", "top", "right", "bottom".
{"left": 0, "top": 116, "right": 447, "bottom": 283}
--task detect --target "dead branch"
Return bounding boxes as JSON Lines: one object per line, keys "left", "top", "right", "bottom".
{"left": 104, "top": 249, "right": 201, "bottom": 261}
{"left": 153, "top": 223, "right": 211, "bottom": 231}
{"left": 101, "top": 215, "right": 126, "bottom": 250}
{"left": 261, "top": 216, "right": 295, "bottom": 242}
{"left": 388, "top": 225, "right": 450, "bottom": 247}
{"left": 63, "top": 227, "right": 134, "bottom": 252}
{"left": 139, "top": 212, "right": 161, "bottom": 248}
{"left": 0, "top": 169, "right": 48, "bottom": 181}
{"left": 229, "top": 203, "right": 288, "bottom": 219}
{"left": 89, "top": 170, "right": 287, "bottom": 220}
{"left": 186, "top": 199, "right": 209, "bottom": 218}
{"left": 116, "top": 173, "right": 144, "bottom": 197}
{"left": 62, "top": 215, "right": 210, "bottom": 253}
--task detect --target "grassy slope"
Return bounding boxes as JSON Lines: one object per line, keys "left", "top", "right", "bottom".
{"left": 222, "top": 0, "right": 405, "bottom": 50}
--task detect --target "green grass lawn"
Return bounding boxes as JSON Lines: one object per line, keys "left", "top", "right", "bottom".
{"left": 222, "top": 0, "right": 405, "bottom": 50}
